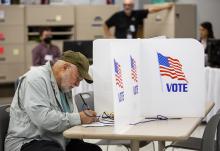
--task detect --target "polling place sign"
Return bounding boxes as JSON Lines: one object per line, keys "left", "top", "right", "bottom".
{"left": 140, "top": 39, "right": 205, "bottom": 117}
{"left": 93, "top": 39, "right": 205, "bottom": 129}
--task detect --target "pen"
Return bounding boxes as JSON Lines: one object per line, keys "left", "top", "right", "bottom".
{"left": 79, "top": 93, "right": 90, "bottom": 110}
{"left": 80, "top": 93, "right": 98, "bottom": 119}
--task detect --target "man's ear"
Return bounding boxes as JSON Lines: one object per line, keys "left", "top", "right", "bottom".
{"left": 63, "top": 63, "right": 69, "bottom": 71}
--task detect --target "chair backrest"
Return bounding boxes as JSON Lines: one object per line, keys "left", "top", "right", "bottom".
{"left": 201, "top": 109, "right": 220, "bottom": 151}
{"left": 74, "top": 91, "right": 94, "bottom": 112}
{"left": 0, "top": 104, "right": 10, "bottom": 151}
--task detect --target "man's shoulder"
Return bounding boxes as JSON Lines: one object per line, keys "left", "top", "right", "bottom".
{"left": 111, "top": 11, "right": 124, "bottom": 17}
{"left": 32, "top": 43, "right": 44, "bottom": 52}
{"left": 33, "top": 42, "right": 43, "bottom": 49}
{"left": 50, "top": 44, "right": 60, "bottom": 51}
{"left": 26, "top": 65, "right": 50, "bottom": 83}
{"left": 133, "top": 9, "right": 147, "bottom": 14}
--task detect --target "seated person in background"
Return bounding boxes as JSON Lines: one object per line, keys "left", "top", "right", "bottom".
{"left": 5, "top": 51, "right": 102, "bottom": 151}
{"left": 199, "top": 22, "right": 215, "bottom": 65}
{"left": 32, "top": 27, "right": 61, "bottom": 66}
{"left": 199, "top": 21, "right": 215, "bottom": 51}
{"left": 103, "top": 0, "right": 173, "bottom": 39}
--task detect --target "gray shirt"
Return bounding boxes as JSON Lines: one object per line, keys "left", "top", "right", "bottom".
{"left": 5, "top": 62, "right": 81, "bottom": 151}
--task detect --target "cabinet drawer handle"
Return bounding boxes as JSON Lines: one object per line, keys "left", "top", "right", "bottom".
{"left": 0, "top": 76, "right": 6, "bottom": 80}
{"left": 0, "top": 57, "right": 6, "bottom": 61}
{"left": 46, "top": 18, "right": 56, "bottom": 22}
{"left": 92, "top": 24, "right": 102, "bottom": 27}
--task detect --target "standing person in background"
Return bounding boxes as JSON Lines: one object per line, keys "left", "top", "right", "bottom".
{"left": 32, "top": 27, "right": 61, "bottom": 66}
{"left": 199, "top": 21, "right": 215, "bottom": 52}
{"left": 103, "top": 0, "right": 173, "bottom": 39}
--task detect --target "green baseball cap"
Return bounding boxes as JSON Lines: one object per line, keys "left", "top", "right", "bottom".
{"left": 60, "top": 50, "right": 93, "bottom": 84}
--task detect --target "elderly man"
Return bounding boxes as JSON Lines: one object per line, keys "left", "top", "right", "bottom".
{"left": 5, "top": 51, "right": 102, "bottom": 151}
{"left": 104, "top": 0, "right": 173, "bottom": 39}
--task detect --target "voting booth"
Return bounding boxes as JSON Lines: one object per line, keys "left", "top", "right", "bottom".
{"left": 93, "top": 39, "right": 205, "bottom": 130}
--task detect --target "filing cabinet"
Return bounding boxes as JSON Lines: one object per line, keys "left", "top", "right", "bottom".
{"left": 0, "top": 5, "right": 25, "bottom": 83}
{"left": 144, "top": 4, "right": 196, "bottom": 38}
{"left": 0, "top": 44, "right": 24, "bottom": 63}
{"left": 25, "top": 5, "right": 75, "bottom": 26}
{"left": 0, "top": 26, "right": 25, "bottom": 44}
{"left": 0, "top": 5, "right": 24, "bottom": 25}
{"left": 0, "top": 63, "right": 25, "bottom": 83}
{"left": 75, "top": 5, "right": 119, "bottom": 40}
{"left": 25, "top": 5, "right": 75, "bottom": 70}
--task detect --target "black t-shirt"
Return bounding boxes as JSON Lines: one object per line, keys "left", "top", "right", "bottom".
{"left": 105, "top": 9, "right": 149, "bottom": 38}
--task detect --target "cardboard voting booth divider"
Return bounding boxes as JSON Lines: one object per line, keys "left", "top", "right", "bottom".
{"left": 93, "top": 39, "right": 205, "bottom": 131}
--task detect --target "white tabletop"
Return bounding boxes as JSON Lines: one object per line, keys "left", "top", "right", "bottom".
{"left": 63, "top": 101, "right": 214, "bottom": 151}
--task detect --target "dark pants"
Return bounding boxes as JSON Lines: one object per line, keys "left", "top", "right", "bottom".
{"left": 21, "top": 139, "right": 102, "bottom": 151}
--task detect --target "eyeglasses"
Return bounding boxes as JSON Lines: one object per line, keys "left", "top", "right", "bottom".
{"left": 130, "top": 115, "right": 182, "bottom": 125}
{"left": 96, "top": 112, "right": 114, "bottom": 125}
{"left": 79, "top": 94, "right": 114, "bottom": 123}
{"left": 100, "top": 112, "right": 114, "bottom": 120}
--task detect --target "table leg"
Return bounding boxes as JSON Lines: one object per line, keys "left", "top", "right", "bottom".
{"left": 130, "top": 140, "right": 139, "bottom": 151}
{"left": 158, "top": 141, "right": 165, "bottom": 151}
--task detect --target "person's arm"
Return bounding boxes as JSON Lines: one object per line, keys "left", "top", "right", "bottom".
{"left": 103, "top": 23, "right": 114, "bottom": 38}
{"left": 148, "top": 3, "right": 173, "bottom": 13}
{"left": 24, "top": 78, "right": 82, "bottom": 133}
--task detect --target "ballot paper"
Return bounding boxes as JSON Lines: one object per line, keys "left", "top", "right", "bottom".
{"left": 82, "top": 122, "right": 113, "bottom": 127}
{"left": 82, "top": 118, "right": 114, "bottom": 127}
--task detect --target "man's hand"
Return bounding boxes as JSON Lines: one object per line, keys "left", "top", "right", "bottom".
{"left": 148, "top": 2, "right": 174, "bottom": 13}
{"left": 79, "top": 110, "right": 97, "bottom": 124}
{"left": 165, "top": 3, "right": 174, "bottom": 9}
{"left": 103, "top": 24, "right": 115, "bottom": 38}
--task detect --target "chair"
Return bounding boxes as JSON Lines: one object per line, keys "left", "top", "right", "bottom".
{"left": 0, "top": 104, "right": 10, "bottom": 151}
{"left": 165, "top": 109, "right": 220, "bottom": 151}
{"left": 74, "top": 91, "right": 155, "bottom": 151}
{"left": 75, "top": 91, "right": 94, "bottom": 111}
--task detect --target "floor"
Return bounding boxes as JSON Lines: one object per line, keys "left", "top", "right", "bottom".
{"left": 0, "top": 97, "right": 205, "bottom": 151}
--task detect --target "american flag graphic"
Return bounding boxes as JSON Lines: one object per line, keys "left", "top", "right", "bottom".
{"left": 157, "top": 52, "right": 188, "bottom": 83}
{"left": 130, "top": 56, "right": 138, "bottom": 82}
{"left": 114, "top": 59, "right": 124, "bottom": 89}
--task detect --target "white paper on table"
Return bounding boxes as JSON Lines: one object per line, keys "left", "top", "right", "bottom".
{"left": 82, "top": 122, "right": 114, "bottom": 127}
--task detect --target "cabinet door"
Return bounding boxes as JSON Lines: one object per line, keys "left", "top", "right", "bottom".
{"left": 0, "top": 5, "right": 24, "bottom": 26}
{"left": 76, "top": 5, "right": 119, "bottom": 40}
{"left": 175, "top": 4, "right": 196, "bottom": 38}
{"left": 0, "top": 26, "right": 25, "bottom": 44}
{"left": 144, "top": 4, "right": 175, "bottom": 38}
{"left": 0, "top": 63, "right": 25, "bottom": 83}
{"left": 26, "top": 5, "right": 74, "bottom": 25}
{"left": 0, "top": 44, "right": 25, "bottom": 63}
